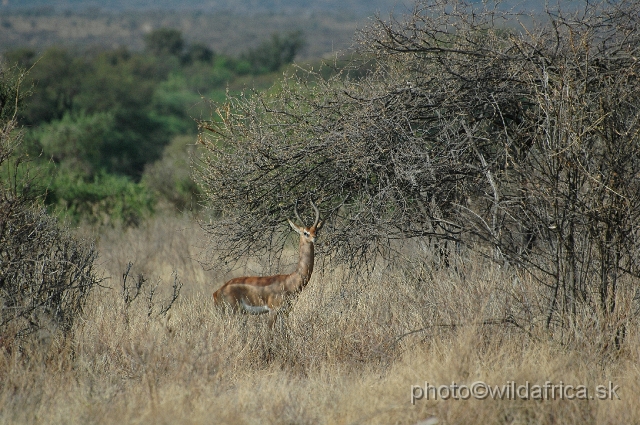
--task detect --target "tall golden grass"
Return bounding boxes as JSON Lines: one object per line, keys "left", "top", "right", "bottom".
{"left": 1, "top": 215, "right": 638, "bottom": 424}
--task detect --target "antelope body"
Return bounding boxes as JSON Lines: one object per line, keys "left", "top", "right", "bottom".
{"left": 213, "top": 201, "right": 323, "bottom": 324}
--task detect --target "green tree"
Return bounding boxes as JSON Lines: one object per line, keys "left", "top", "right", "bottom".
{"left": 15, "top": 47, "right": 88, "bottom": 126}
{"left": 46, "top": 170, "right": 154, "bottom": 226}
{"left": 242, "top": 31, "right": 305, "bottom": 73}
{"left": 144, "top": 28, "right": 185, "bottom": 57}
{"left": 30, "top": 111, "right": 116, "bottom": 176}
{"left": 2, "top": 47, "right": 37, "bottom": 69}
{"left": 75, "top": 49, "right": 173, "bottom": 178}
{"left": 182, "top": 42, "right": 214, "bottom": 65}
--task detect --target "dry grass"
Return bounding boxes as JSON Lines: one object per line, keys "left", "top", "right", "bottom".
{"left": 1, "top": 215, "right": 638, "bottom": 424}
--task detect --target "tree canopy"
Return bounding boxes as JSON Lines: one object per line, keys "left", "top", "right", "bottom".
{"left": 198, "top": 0, "right": 640, "bottom": 337}
{"left": 1, "top": 27, "right": 305, "bottom": 223}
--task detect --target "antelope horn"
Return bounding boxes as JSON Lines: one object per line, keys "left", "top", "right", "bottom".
{"left": 293, "top": 200, "right": 303, "bottom": 225}
{"left": 310, "top": 199, "right": 320, "bottom": 227}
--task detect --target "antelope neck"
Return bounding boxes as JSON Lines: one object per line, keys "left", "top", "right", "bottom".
{"left": 285, "top": 236, "right": 314, "bottom": 292}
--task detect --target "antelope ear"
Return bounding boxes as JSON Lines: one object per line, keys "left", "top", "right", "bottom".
{"left": 316, "top": 220, "right": 324, "bottom": 231}
{"left": 288, "top": 219, "right": 302, "bottom": 234}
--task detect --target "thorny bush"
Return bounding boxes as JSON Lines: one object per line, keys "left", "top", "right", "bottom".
{"left": 198, "top": 0, "right": 640, "bottom": 345}
{"left": 0, "top": 67, "right": 100, "bottom": 345}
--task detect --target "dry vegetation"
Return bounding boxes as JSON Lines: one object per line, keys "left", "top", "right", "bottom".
{"left": 0, "top": 215, "right": 638, "bottom": 424}
{"left": 2, "top": 1, "right": 640, "bottom": 423}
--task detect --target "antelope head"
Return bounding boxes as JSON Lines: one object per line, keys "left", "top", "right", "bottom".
{"left": 288, "top": 200, "right": 323, "bottom": 244}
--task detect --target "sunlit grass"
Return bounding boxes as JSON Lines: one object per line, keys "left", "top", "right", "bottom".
{"left": 0, "top": 215, "right": 638, "bottom": 424}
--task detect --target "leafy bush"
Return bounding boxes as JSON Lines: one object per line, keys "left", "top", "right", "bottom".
{"left": 28, "top": 111, "right": 116, "bottom": 175}
{"left": 241, "top": 31, "right": 305, "bottom": 74}
{"left": 181, "top": 42, "right": 215, "bottom": 65}
{"left": 13, "top": 47, "right": 87, "bottom": 126}
{"left": 142, "top": 135, "right": 200, "bottom": 212}
{"left": 15, "top": 46, "right": 174, "bottom": 179}
{"left": 149, "top": 74, "right": 200, "bottom": 135}
{"left": 47, "top": 170, "right": 155, "bottom": 226}
{"left": 144, "top": 28, "right": 185, "bottom": 57}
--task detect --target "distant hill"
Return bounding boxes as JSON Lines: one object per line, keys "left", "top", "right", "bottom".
{"left": 0, "top": 0, "right": 550, "bottom": 15}
{"left": 0, "top": 0, "right": 424, "bottom": 58}
{"left": 0, "top": 0, "right": 551, "bottom": 60}
{"left": 0, "top": 10, "right": 365, "bottom": 59}
{"left": 0, "top": 0, "right": 415, "bottom": 15}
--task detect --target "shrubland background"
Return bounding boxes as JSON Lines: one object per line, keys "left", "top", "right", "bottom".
{"left": 1, "top": 1, "right": 639, "bottom": 424}
{"left": 1, "top": 22, "right": 314, "bottom": 225}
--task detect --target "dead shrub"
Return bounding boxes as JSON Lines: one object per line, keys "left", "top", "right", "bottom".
{"left": 0, "top": 65, "right": 100, "bottom": 344}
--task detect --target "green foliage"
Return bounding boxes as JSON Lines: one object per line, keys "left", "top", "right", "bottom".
{"left": 241, "top": 31, "right": 305, "bottom": 74}
{"left": 17, "top": 47, "right": 88, "bottom": 126}
{"left": 46, "top": 170, "right": 155, "bottom": 226}
{"left": 28, "top": 111, "right": 115, "bottom": 175}
{"left": 2, "top": 27, "right": 305, "bottom": 223}
{"left": 144, "top": 28, "right": 185, "bottom": 57}
{"left": 1, "top": 47, "right": 36, "bottom": 69}
{"left": 181, "top": 60, "right": 229, "bottom": 94}
{"left": 142, "top": 135, "right": 200, "bottom": 212}
{"left": 15, "top": 49, "right": 174, "bottom": 179}
{"left": 76, "top": 48, "right": 160, "bottom": 113}
{"left": 182, "top": 42, "right": 215, "bottom": 65}
{"left": 150, "top": 74, "right": 201, "bottom": 135}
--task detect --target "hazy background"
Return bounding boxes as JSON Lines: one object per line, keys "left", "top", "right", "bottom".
{"left": 0, "top": 0, "right": 553, "bottom": 57}
{"left": 0, "top": 0, "right": 418, "bottom": 58}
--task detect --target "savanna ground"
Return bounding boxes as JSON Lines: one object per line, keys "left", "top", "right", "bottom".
{"left": 0, "top": 213, "right": 638, "bottom": 424}
{"left": 3, "top": 1, "right": 640, "bottom": 423}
